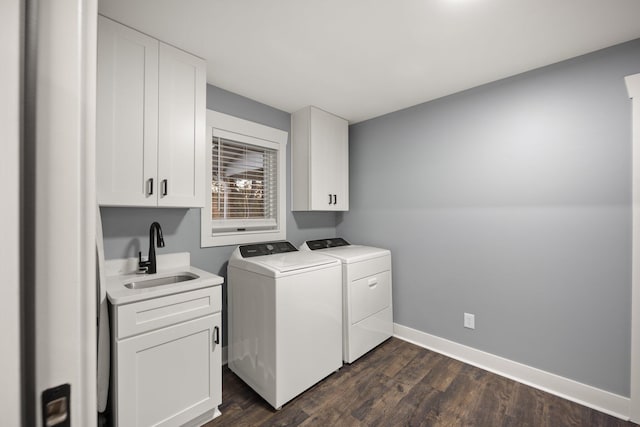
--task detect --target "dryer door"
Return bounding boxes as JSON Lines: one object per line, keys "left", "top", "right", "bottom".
{"left": 350, "top": 270, "right": 391, "bottom": 324}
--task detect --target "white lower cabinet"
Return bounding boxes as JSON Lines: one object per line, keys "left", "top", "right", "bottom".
{"left": 112, "top": 288, "right": 222, "bottom": 427}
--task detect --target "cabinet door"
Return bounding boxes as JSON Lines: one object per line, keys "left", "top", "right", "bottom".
{"left": 309, "top": 107, "right": 349, "bottom": 211}
{"left": 97, "top": 16, "right": 158, "bottom": 206}
{"left": 157, "top": 43, "right": 206, "bottom": 208}
{"left": 115, "top": 313, "right": 221, "bottom": 427}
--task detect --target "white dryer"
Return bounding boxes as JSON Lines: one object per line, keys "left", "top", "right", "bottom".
{"left": 227, "top": 241, "right": 343, "bottom": 409}
{"left": 300, "top": 238, "right": 393, "bottom": 363}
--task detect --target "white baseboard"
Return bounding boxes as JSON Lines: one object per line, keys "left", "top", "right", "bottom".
{"left": 394, "top": 323, "right": 630, "bottom": 420}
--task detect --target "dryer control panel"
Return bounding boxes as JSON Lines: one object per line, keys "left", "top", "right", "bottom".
{"left": 305, "top": 238, "right": 350, "bottom": 250}
{"left": 239, "top": 241, "right": 298, "bottom": 258}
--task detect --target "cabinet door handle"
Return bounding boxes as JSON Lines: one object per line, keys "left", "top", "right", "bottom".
{"left": 148, "top": 178, "right": 154, "bottom": 195}
{"left": 162, "top": 179, "right": 168, "bottom": 196}
{"left": 328, "top": 194, "right": 333, "bottom": 205}
{"left": 213, "top": 326, "right": 220, "bottom": 345}
{"left": 333, "top": 194, "right": 337, "bottom": 205}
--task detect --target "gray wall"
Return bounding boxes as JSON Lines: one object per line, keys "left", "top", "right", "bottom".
{"left": 338, "top": 39, "right": 640, "bottom": 396}
{"left": 101, "top": 85, "right": 339, "bottom": 342}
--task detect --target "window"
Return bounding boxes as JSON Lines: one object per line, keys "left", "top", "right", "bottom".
{"left": 201, "top": 110, "right": 287, "bottom": 247}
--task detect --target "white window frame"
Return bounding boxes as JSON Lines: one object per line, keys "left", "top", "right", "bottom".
{"left": 201, "top": 110, "right": 288, "bottom": 247}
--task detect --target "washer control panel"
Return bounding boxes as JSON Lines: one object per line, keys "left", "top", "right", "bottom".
{"left": 239, "top": 241, "right": 298, "bottom": 258}
{"left": 305, "top": 238, "right": 350, "bottom": 250}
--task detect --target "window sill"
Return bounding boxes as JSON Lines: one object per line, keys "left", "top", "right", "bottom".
{"left": 200, "top": 228, "right": 286, "bottom": 248}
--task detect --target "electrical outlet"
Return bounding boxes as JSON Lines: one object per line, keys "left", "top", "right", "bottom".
{"left": 464, "top": 313, "right": 475, "bottom": 329}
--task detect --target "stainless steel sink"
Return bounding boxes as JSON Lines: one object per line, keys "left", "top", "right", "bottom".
{"left": 124, "top": 272, "right": 199, "bottom": 290}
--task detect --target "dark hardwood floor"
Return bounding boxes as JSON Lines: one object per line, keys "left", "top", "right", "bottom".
{"left": 205, "top": 338, "right": 637, "bottom": 427}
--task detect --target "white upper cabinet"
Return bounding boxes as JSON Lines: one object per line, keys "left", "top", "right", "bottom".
{"left": 97, "top": 16, "right": 205, "bottom": 207}
{"left": 97, "top": 16, "right": 158, "bottom": 206}
{"left": 292, "top": 106, "right": 349, "bottom": 211}
{"left": 157, "top": 43, "right": 206, "bottom": 207}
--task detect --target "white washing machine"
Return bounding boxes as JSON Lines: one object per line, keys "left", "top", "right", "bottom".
{"left": 300, "top": 238, "right": 393, "bottom": 363}
{"left": 227, "top": 241, "right": 343, "bottom": 409}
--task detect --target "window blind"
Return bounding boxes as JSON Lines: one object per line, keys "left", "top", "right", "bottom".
{"left": 211, "top": 136, "right": 278, "bottom": 232}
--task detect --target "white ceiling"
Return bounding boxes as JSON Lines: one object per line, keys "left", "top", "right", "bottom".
{"left": 98, "top": 0, "right": 640, "bottom": 123}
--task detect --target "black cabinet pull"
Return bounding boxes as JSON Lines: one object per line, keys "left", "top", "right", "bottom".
{"left": 333, "top": 194, "right": 337, "bottom": 205}
{"left": 328, "top": 194, "right": 333, "bottom": 205}
{"left": 213, "top": 326, "right": 220, "bottom": 344}
{"left": 148, "top": 178, "right": 154, "bottom": 195}
{"left": 162, "top": 179, "right": 168, "bottom": 196}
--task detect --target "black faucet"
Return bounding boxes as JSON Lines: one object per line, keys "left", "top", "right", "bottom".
{"left": 138, "top": 222, "right": 165, "bottom": 274}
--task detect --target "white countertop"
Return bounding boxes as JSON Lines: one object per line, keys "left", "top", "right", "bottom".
{"left": 105, "top": 252, "right": 223, "bottom": 305}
